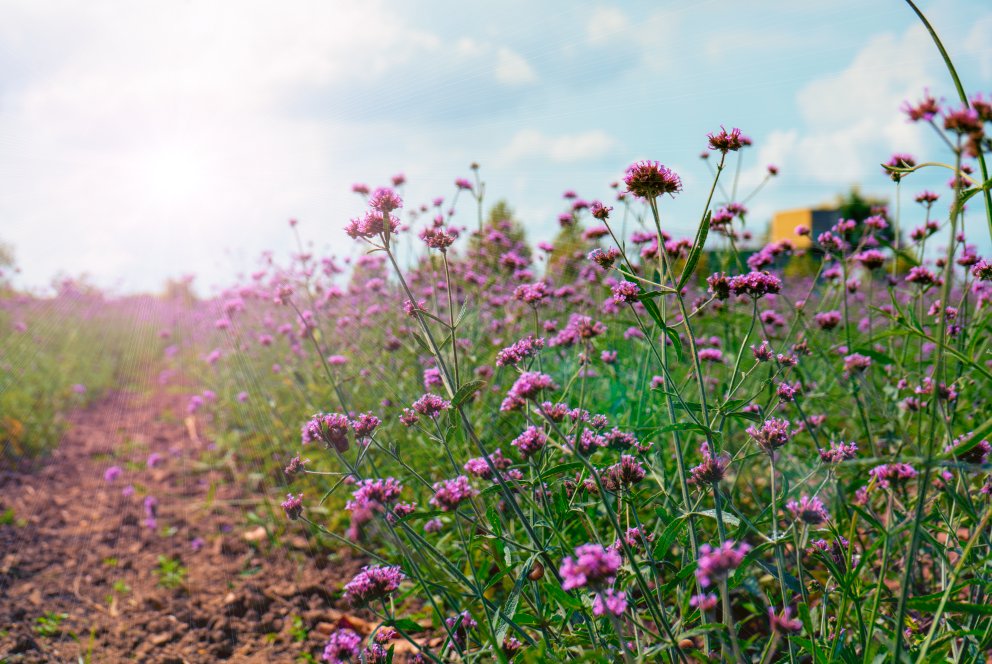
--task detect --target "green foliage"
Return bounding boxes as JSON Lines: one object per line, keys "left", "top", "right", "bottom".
{"left": 0, "top": 293, "right": 161, "bottom": 461}
{"left": 153, "top": 555, "right": 187, "bottom": 590}
{"left": 34, "top": 611, "right": 68, "bottom": 638}
{"left": 546, "top": 221, "right": 585, "bottom": 284}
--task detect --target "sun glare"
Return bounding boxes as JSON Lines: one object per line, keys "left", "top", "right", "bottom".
{"left": 138, "top": 145, "right": 209, "bottom": 205}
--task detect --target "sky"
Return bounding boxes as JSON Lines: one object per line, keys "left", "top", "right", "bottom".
{"left": 1, "top": 0, "right": 991, "bottom": 294}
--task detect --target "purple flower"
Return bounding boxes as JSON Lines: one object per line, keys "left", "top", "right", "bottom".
{"left": 513, "top": 282, "right": 550, "bottom": 305}
{"left": 869, "top": 463, "right": 918, "bottom": 489}
{"left": 281, "top": 493, "right": 304, "bottom": 520}
{"left": 707, "top": 272, "right": 731, "bottom": 300}
{"left": 855, "top": 249, "right": 886, "bottom": 270}
{"left": 350, "top": 412, "right": 381, "bottom": 440}
{"left": 776, "top": 381, "right": 800, "bottom": 402}
{"left": 698, "top": 348, "right": 724, "bottom": 363}
{"left": 559, "top": 543, "right": 621, "bottom": 591}
{"left": 593, "top": 589, "right": 628, "bottom": 617}
{"left": 690, "top": 593, "right": 718, "bottom": 611}
{"left": 103, "top": 466, "right": 122, "bottom": 483}
{"left": 345, "top": 210, "right": 400, "bottom": 241}
{"left": 814, "top": 311, "right": 842, "bottom": 330}
{"left": 728, "top": 271, "right": 782, "bottom": 298}
{"left": 143, "top": 495, "right": 158, "bottom": 518}
{"left": 187, "top": 395, "right": 204, "bottom": 414}
{"left": 511, "top": 426, "right": 547, "bottom": 458}
{"left": 146, "top": 452, "right": 164, "bottom": 469}
{"left": 501, "top": 372, "right": 558, "bottom": 412}
{"left": 445, "top": 611, "right": 477, "bottom": 648}
{"left": 429, "top": 476, "right": 478, "bottom": 511}
{"left": 549, "top": 314, "right": 607, "bottom": 348}
{"left": 368, "top": 187, "right": 403, "bottom": 213}
{"left": 624, "top": 161, "right": 683, "bottom": 199}
{"left": 843, "top": 353, "right": 872, "bottom": 378}
{"left": 786, "top": 495, "right": 830, "bottom": 524}
{"left": 343, "top": 565, "right": 404, "bottom": 606}
{"left": 747, "top": 418, "right": 792, "bottom": 454}
{"left": 751, "top": 341, "right": 773, "bottom": 362}
{"left": 688, "top": 443, "right": 728, "bottom": 486}
{"left": 589, "top": 200, "right": 613, "bottom": 220}
{"left": 906, "top": 266, "right": 937, "bottom": 286}
{"left": 972, "top": 259, "right": 992, "bottom": 281}
{"left": 322, "top": 628, "right": 362, "bottom": 663}
{"left": 903, "top": 91, "right": 940, "bottom": 122}
{"left": 588, "top": 247, "right": 621, "bottom": 269}
{"left": 347, "top": 478, "right": 403, "bottom": 513}
{"left": 301, "top": 413, "right": 351, "bottom": 452}
{"left": 819, "top": 441, "right": 858, "bottom": 464}
{"left": 463, "top": 449, "right": 511, "bottom": 479}
{"left": 707, "top": 126, "right": 745, "bottom": 153}
{"left": 611, "top": 281, "right": 640, "bottom": 304}
{"left": 884, "top": 154, "right": 916, "bottom": 182}
{"left": 284, "top": 454, "right": 310, "bottom": 477}
{"left": 696, "top": 540, "right": 750, "bottom": 588}
{"left": 496, "top": 336, "right": 545, "bottom": 367}
{"left": 602, "top": 455, "right": 646, "bottom": 491}
{"left": 412, "top": 393, "right": 451, "bottom": 418}
{"left": 769, "top": 607, "right": 803, "bottom": 633}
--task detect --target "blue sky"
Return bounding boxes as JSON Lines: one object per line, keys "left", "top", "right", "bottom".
{"left": 1, "top": 0, "right": 991, "bottom": 293}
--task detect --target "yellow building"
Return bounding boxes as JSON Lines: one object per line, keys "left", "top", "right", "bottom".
{"left": 769, "top": 208, "right": 842, "bottom": 248}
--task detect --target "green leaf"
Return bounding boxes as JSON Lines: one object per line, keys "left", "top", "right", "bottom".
{"left": 544, "top": 582, "right": 582, "bottom": 610}
{"left": 453, "top": 301, "right": 472, "bottom": 330}
{"left": 410, "top": 331, "right": 432, "bottom": 354}
{"left": 495, "top": 562, "right": 530, "bottom": 643}
{"left": 659, "top": 422, "right": 721, "bottom": 438}
{"left": 677, "top": 210, "right": 711, "bottom": 290}
{"left": 487, "top": 506, "right": 503, "bottom": 538}
{"left": 692, "top": 509, "right": 741, "bottom": 527}
{"left": 905, "top": 597, "right": 992, "bottom": 616}
{"left": 387, "top": 618, "right": 427, "bottom": 633}
{"left": 452, "top": 380, "right": 486, "bottom": 407}
{"left": 638, "top": 296, "right": 684, "bottom": 362}
{"left": 652, "top": 516, "right": 688, "bottom": 560}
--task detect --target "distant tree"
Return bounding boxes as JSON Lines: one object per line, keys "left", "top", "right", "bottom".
{"left": 465, "top": 200, "right": 532, "bottom": 274}
{"left": 0, "top": 241, "right": 13, "bottom": 270}
{"left": 834, "top": 186, "right": 895, "bottom": 243}
{"left": 546, "top": 222, "right": 586, "bottom": 285}
{"left": 0, "top": 240, "right": 13, "bottom": 295}
{"left": 161, "top": 277, "right": 197, "bottom": 306}
{"left": 834, "top": 186, "right": 886, "bottom": 222}
{"left": 468, "top": 201, "right": 530, "bottom": 257}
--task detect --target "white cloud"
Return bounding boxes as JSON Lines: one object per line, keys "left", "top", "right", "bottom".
{"left": 499, "top": 129, "right": 618, "bottom": 164}
{"left": 0, "top": 0, "right": 453, "bottom": 292}
{"left": 962, "top": 14, "right": 992, "bottom": 80}
{"left": 585, "top": 7, "right": 630, "bottom": 46}
{"left": 737, "top": 24, "right": 933, "bottom": 191}
{"left": 494, "top": 47, "right": 538, "bottom": 86}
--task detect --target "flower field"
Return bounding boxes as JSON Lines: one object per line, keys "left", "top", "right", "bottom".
{"left": 3, "top": 6, "right": 992, "bottom": 664}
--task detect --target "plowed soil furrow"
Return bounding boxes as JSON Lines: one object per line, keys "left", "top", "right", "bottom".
{"left": 0, "top": 385, "right": 366, "bottom": 663}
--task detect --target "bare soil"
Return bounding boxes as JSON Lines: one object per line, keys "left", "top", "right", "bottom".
{"left": 0, "top": 385, "right": 372, "bottom": 663}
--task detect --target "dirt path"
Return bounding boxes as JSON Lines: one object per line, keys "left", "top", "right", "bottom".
{"left": 0, "top": 383, "right": 368, "bottom": 663}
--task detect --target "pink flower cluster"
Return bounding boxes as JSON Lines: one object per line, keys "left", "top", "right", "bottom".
{"left": 343, "top": 565, "right": 405, "bottom": 606}
{"left": 501, "top": 372, "right": 558, "bottom": 412}
{"left": 429, "top": 475, "right": 478, "bottom": 511}
{"left": 696, "top": 540, "right": 750, "bottom": 588}
{"left": 559, "top": 543, "right": 622, "bottom": 591}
